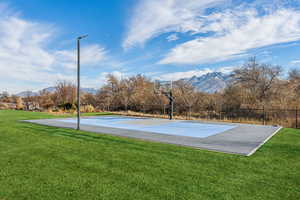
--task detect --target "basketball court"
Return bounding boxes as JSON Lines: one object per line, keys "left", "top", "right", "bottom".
{"left": 24, "top": 115, "right": 282, "bottom": 156}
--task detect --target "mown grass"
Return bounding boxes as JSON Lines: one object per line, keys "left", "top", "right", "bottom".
{"left": 0, "top": 110, "right": 299, "bottom": 200}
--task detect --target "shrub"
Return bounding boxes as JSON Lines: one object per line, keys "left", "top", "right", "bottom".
{"left": 58, "top": 103, "right": 73, "bottom": 110}
{"left": 0, "top": 103, "right": 9, "bottom": 110}
{"left": 16, "top": 97, "right": 24, "bottom": 110}
{"left": 81, "top": 105, "right": 95, "bottom": 113}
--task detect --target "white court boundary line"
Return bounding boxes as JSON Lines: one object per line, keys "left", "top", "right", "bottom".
{"left": 247, "top": 126, "right": 283, "bottom": 156}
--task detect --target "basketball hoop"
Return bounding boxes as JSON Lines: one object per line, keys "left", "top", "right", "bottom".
{"left": 153, "top": 80, "right": 174, "bottom": 120}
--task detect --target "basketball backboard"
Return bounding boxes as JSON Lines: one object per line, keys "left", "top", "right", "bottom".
{"left": 154, "top": 80, "right": 172, "bottom": 93}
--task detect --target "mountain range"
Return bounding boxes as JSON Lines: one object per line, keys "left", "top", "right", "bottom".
{"left": 15, "top": 72, "right": 232, "bottom": 96}
{"left": 16, "top": 87, "right": 98, "bottom": 97}
{"left": 180, "top": 72, "right": 232, "bottom": 93}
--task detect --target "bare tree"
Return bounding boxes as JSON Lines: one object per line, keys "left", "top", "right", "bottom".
{"left": 173, "top": 80, "right": 197, "bottom": 116}
{"left": 131, "top": 75, "right": 152, "bottom": 109}
{"left": 288, "top": 68, "right": 300, "bottom": 82}
{"left": 222, "top": 85, "right": 243, "bottom": 110}
{"left": 287, "top": 68, "right": 300, "bottom": 107}
{"left": 38, "top": 89, "right": 54, "bottom": 110}
{"left": 232, "top": 57, "right": 282, "bottom": 106}
{"left": 54, "top": 80, "right": 76, "bottom": 110}
{"left": 119, "top": 78, "right": 135, "bottom": 111}
{"left": 288, "top": 68, "right": 300, "bottom": 94}
{"left": 82, "top": 92, "right": 97, "bottom": 108}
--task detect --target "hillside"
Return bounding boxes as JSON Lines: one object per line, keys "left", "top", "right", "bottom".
{"left": 180, "top": 72, "right": 232, "bottom": 93}
{"left": 16, "top": 87, "right": 98, "bottom": 97}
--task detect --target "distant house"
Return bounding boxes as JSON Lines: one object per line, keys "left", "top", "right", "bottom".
{"left": 23, "top": 101, "right": 41, "bottom": 111}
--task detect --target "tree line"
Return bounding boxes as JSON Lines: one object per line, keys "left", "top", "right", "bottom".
{"left": 1, "top": 58, "right": 300, "bottom": 114}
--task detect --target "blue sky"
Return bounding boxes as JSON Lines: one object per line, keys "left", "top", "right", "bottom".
{"left": 1, "top": 0, "right": 300, "bottom": 93}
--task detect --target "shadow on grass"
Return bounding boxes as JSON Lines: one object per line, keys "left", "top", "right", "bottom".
{"left": 19, "top": 122, "right": 188, "bottom": 155}
{"left": 21, "top": 122, "right": 131, "bottom": 143}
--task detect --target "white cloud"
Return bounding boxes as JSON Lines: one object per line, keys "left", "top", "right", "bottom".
{"left": 123, "top": 0, "right": 226, "bottom": 48}
{"left": 291, "top": 59, "right": 300, "bottom": 64}
{"left": 70, "top": 71, "right": 127, "bottom": 91}
{"left": 218, "top": 66, "right": 236, "bottom": 74}
{"left": 157, "top": 66, "right": 235, "bottom": 81}
{"left": 166, "top": 33, "right": 179, "bottom": 42}
{"left": 158, "top": 69, "right": 213, "bottom": 81}
{"left": 160, "top": 9, "right": 300, "bottom": 65}
{"left": 125, "top": 0, "right": 300, "bottom": 65}
{"left": 0, "top": 15, "right": 58, "bottom": 93}
{"left": 0, "top": 6, "right": 107, "bottom": 93}
{"left": 54, "top": 44, "right": 107, "bottom": 69}
{"left": 100, "top": 71, "right": 126, "bottom": 81}
{"left": 0, "top": 16, "right": 55, "bottom": 69}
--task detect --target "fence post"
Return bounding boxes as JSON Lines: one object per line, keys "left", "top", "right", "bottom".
{"left": 296, "top": 108, "right": 298, "bottom": 129}
{"left": 186, "top": 108, "right": 188, "bottom": 120}
{"left": 263, "top": 106, "right": 266, "bottom": 125}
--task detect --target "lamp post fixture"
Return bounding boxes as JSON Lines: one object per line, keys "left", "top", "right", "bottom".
{"left": 77, "top": 35, "right": 88, "bottom": 130}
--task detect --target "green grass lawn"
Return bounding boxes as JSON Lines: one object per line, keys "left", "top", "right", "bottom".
{"left": 0, "top": 110, "right": 299, "bottom": 200}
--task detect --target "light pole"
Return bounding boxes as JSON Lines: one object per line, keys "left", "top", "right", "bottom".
{"left": 77, "top": 35, "right": 88, "bottom": 130}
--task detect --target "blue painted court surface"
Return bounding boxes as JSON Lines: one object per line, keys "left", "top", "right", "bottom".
{"left": 61, "top": 116, "right": 237, "bottom": 138}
